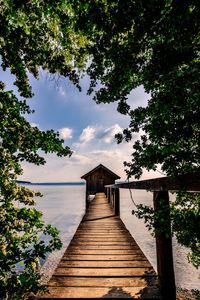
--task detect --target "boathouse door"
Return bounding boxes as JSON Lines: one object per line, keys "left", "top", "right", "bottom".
{"left": 97, "top": 177, "right": 104, "bottom": 192}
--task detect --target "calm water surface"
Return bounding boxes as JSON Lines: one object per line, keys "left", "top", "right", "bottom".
{"left": 31, "top": 185, "right": 200, "bottom": 290}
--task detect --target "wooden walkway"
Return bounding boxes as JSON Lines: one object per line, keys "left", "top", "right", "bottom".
{"left": 40, "top": 193, "right": 160, "bottom": 299}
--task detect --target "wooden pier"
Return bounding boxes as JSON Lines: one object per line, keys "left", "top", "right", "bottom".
{"left": 38, "top": 166, "right": 200, "bottom": 299}
{"left": 40, "top": 193, "right": 160, "bottom": 299}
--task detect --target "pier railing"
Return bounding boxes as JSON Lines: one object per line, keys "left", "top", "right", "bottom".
{"left": 105, "top": 172, "right": 200, "bottom": 300}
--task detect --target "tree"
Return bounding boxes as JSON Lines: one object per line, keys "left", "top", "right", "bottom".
{"left": 0, "top": 1, "right": 87, "bottom": 299}
{"left": 68, "top": 0, "right": 199, "bottom": 176}
{"left": 66, "top": 0, "right": 200, "bottom": 266}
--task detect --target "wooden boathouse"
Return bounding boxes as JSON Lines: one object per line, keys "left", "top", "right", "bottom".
{"left": 39, "top": 166, "right": 200, "bottom": 299}
{"left": 81, "top": 164, "right": 120, "bottom": 207}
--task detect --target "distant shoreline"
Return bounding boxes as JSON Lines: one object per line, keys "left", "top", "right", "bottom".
{"left": 17, "top": 180, "right": 85, "bottom": 186}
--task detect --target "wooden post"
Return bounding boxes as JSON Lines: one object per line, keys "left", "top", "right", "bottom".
{"left": 153, "top": 191, "right": 176, "bottom": 300}
{"left": 85, "top": 182, "right": 89, "bottom": 211}
{"left": 114, "top": 188, "right": 120, "bottom": 216}
{"left": 108, "top": 188, "right": 111, "bottom": 203}
{"left": 110, "top": 188, "right": 113, "bottom": 207}
{"left": 111, "top": 188, "right": 114, "bottom": 208}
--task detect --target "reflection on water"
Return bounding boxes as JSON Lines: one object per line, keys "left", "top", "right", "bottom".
{"left": 31, "top": 185, "right": 200, "bottom": 289}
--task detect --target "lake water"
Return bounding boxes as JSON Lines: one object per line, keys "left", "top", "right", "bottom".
{"left": 30, "top": 184, "right": 200, "bottom": 290}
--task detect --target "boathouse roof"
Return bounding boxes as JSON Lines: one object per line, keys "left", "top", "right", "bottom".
{"left": 81, "top": 164, "right": 120, "bottom": 180}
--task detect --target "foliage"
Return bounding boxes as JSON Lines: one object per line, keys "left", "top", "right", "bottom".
{"left": 0, "top": 0, "right": 88, "bottom": 97}
{"left": 66, "top": 0, "right": 200, "bottom": 267}
{"left": 0, "top": 83, "right": 71, "bottom": 299}
{"left": 192, "top": 289, "right": 200, "bottom": 300}
{"left": 171, "top": 192, "right": 200, "bottom": 268}
{"left": 67, "top": 0, "right": 200, "bottom": 177}
{"left": 0, "top": 0, "right": 85, "bottom": 298}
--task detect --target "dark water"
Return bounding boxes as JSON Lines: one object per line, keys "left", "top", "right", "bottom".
{"left": 30, "top": 184, "right": 200, "bottom": 290}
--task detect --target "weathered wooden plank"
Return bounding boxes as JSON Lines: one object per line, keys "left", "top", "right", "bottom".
{"left": 69, "top": 243, "right": 136, "bottom": 246}
{"left": 67, "top": 245, "right": 139, "bottom": 250}
{"left": 65, "top": 249, "right": 143, "bottom": 255}
{"left": 73, "top": 233, "right": 133, "bottom": 237}
{"left": 40, "top": 286, "right": 160, "bottom": 299}
{"left": 54, "top": 267, "right": 155, "bottom": 277}
{"left": 73, "top": 236, "right": 133, "bottom": 240}
{"left": 111, "top": 172, "right": 200, "bottom": 191}
{"left": 83, "top": 217, "right": 121, "bottom": 220}
{"left": 80, "top": 221, "right": 125, "bottom": 225}
{"left": 73, "top": 232, "right": 132, "bottom": 236}
{"left": 76, "top": 229, "right": 128, "bottom": 232}
{"left": 79, "top": 230, "right": 126, "bottom": 233}
{"left": 84, "top": 216, "right": 117, "bottom": 220}
{"left": 75, "top": 230, "right": 131, "bottom": 234}
{"left": 82, "top": 221, "right": 123, "bottom": 225}
{"left": 78, "top": 226, "right": 126, "bottom": 230}
{"left": 62, "top": 254, "right": 148, "bottom": 261}
{"left": 70, "top": 241, "right": 137, "bottom": 245}
{"left": 59, "top": 260, "right": 152, "bottom": 268}
{"left": 48, "top": 276, "right": 150, "bottom": 287}
{"left": 72, "top": 235, "right": 133, "bottom": 240}
{"left": 86, "top": 210, "right": 114, "bottom": 212}
{"left": 78, "top": 226, "right": 126, "bottom": 229}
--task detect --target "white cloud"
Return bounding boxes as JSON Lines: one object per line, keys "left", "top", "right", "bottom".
{"left": 80, "top": 126, "right": 96, "bottom": 143}
{"left": 67, "top": 154, "right": 91, "bottom": 166}
{"left": 90, "top": 149, "right": 121, "bottom": 158}
{"left": 59, "top": 127, "right": 73, "bottom": 140}
{"left": 19, "top": 143, "right": 159, "bottom": 182}
{"left": 101, "top": 124, "right": 123, "bottom": 144}
{"left": 19, "top": 123, "right": 159, "bottom": 182}
{"left": 73, "top": 124, "right": 125, "bottom": 149}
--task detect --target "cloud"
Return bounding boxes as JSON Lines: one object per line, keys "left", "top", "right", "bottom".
{"left": 19, "top": 141, "right": 158, "bottom": 182}
{"left": 67, "top": 153, "right": 91, "bottom": 166}
{"left": 73, "top": 126, "right": 97, "bottom": 148}
{"left": 59, "top": 127, "right": 73, "bottom": 140}
{"left": 80, "top": 126, "right": 96, "bottom": 143}
{"left": 19, "top": 124, "right": 156, "bottom": 183}
{"left": 90, "top": 149, "right": 121, "bottom": 158}
{"left": 100, "top": 124, "right": 123, "bottom": 144}
{"left": 73, "top": 124, "right": 125, "bottom": 150}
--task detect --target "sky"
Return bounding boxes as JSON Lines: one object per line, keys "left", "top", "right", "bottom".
{"left": 1, "top": 67, "right": 161, "bottom": 182}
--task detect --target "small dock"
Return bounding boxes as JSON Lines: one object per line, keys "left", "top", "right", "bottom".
{"left": 40, "top": 193, "right": 159, "bottom": 299}
{"left": 39, "top": 166, "right": 200, "bottom": 299}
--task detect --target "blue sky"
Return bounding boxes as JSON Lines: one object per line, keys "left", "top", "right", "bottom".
{"left": 1, "top": 67, "right": 160, "bottom": 182}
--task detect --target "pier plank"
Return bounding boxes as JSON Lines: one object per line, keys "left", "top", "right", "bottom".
{"left": 58, "top": 260, "right": 152, "bottom": 268}
{"left": 61, "top": 254, "right": 149, "bottom": 261}
{"left": 48, "top": 276, "right": 150, "bottom": 287}
{"left": 67, "top": 245, "right": 139, "bottom": 250}
{"left": 54, "top": 267, "right": 155, "bottom": 277}
{"left": 40, "top": 286, "right": 159, "bottom": 299}
{"left": 65, "top": 249, "right": 143, "bottom": 255}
